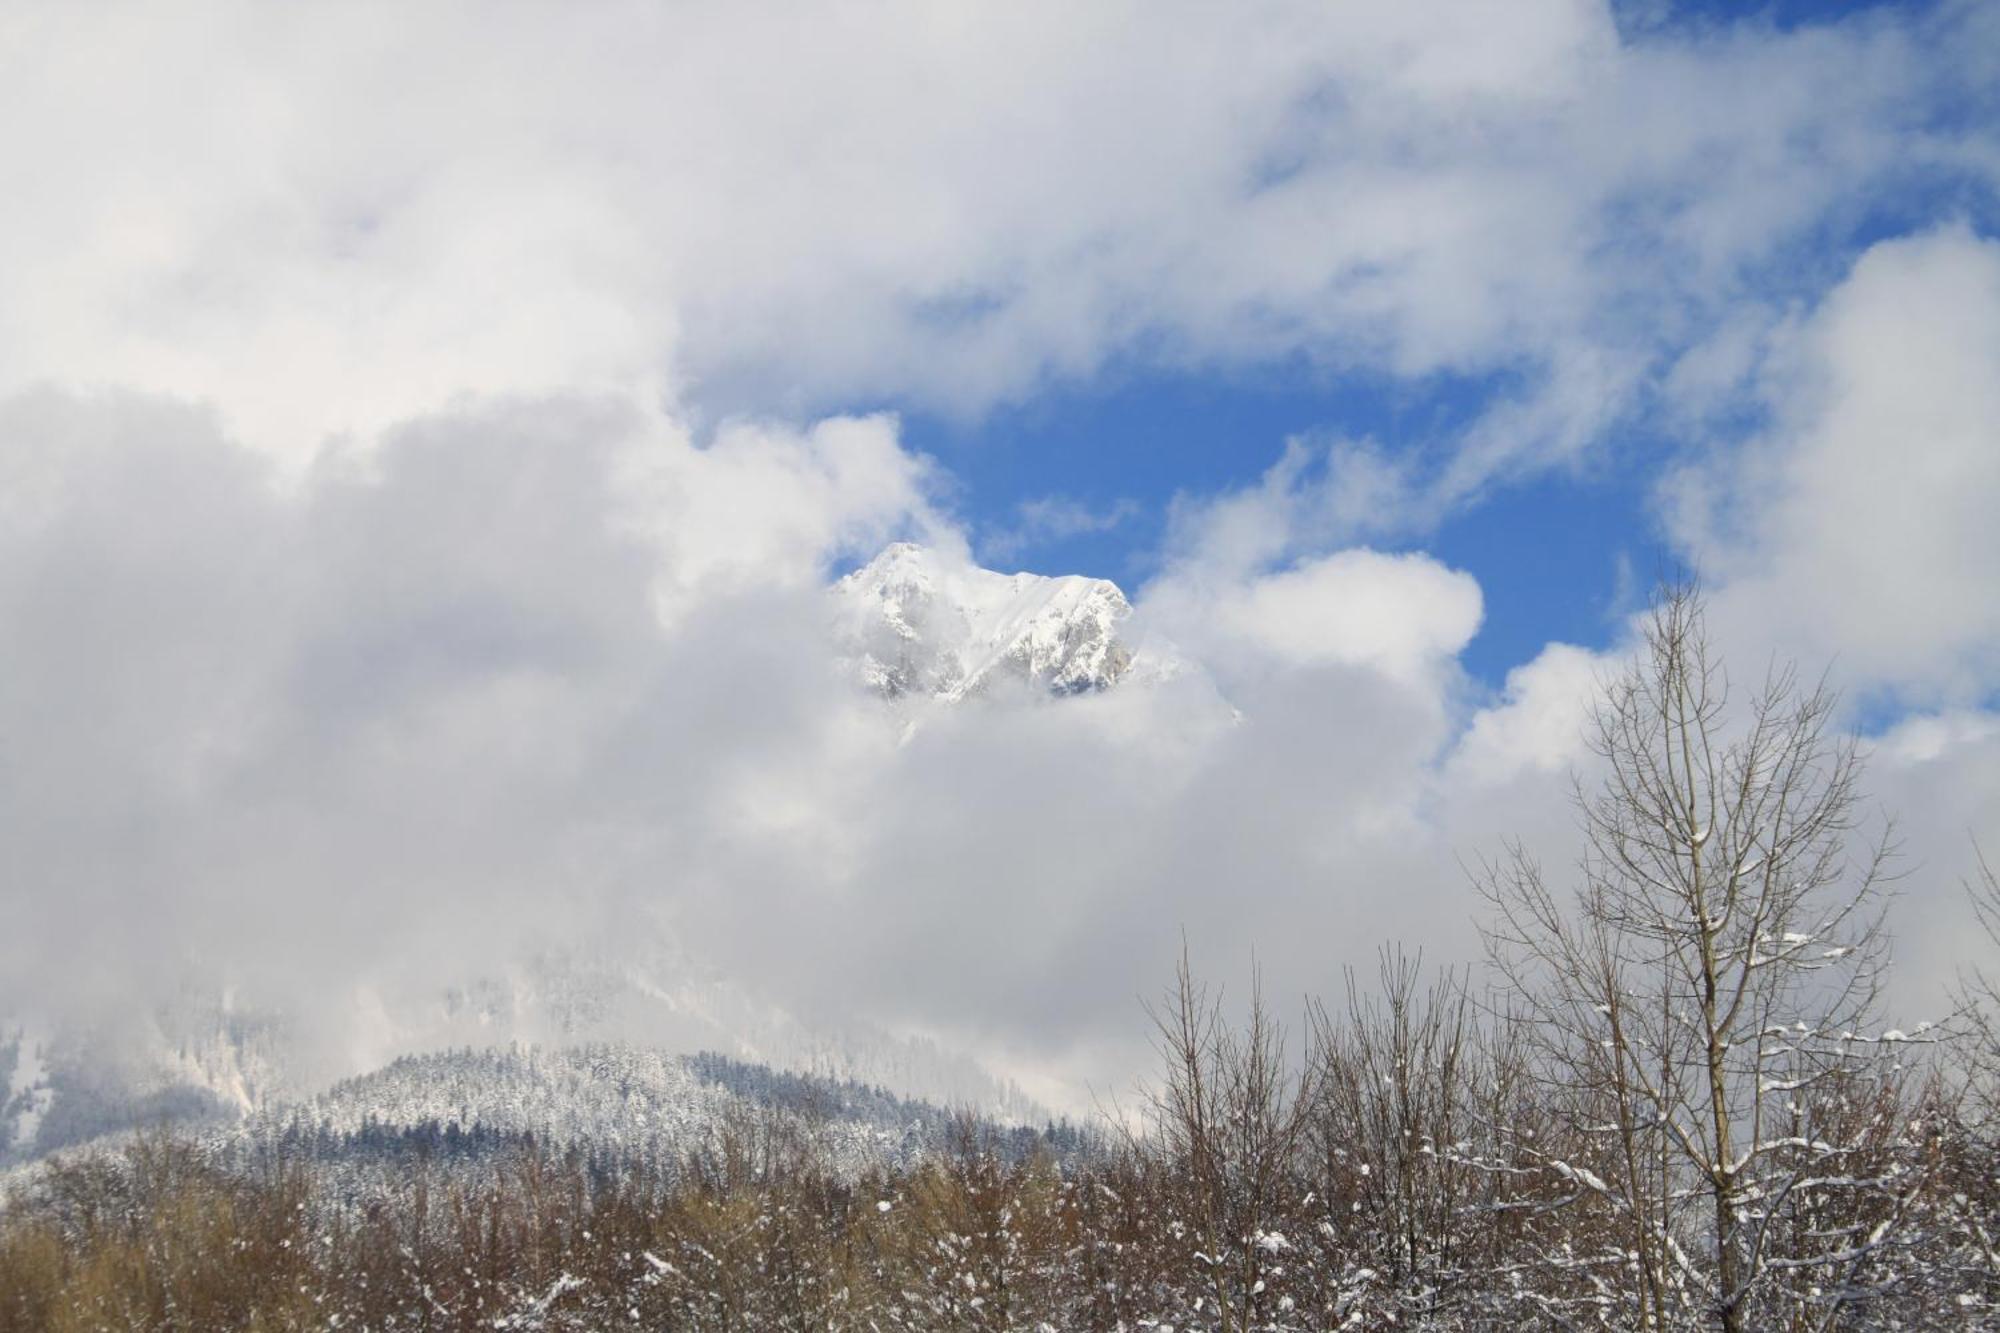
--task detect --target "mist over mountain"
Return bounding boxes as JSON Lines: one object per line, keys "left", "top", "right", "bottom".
{"left": 0, "top": 954, "right": 1051, "bottom": 1171}
{"left": 1, "top": 542, "right": 1157, "bottom": 1170}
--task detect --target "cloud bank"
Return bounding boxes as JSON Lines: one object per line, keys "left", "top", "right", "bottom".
{"left": 0, "top": 386, "right": 1503, "bottom": 1095}
{"left": 0, "top": 2, "right": 1997, "bottom": 1102}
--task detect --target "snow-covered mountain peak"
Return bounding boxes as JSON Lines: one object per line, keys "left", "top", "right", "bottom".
{"left": 833, "top": 543, "right": 1139, "bottom": 700}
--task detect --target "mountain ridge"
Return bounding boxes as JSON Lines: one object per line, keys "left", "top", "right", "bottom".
{"left": 832, "top": 542, "right": 1151, "bottom": 700}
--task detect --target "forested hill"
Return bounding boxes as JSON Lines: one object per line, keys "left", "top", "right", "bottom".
{"left": 165, "top": 1045, "right": 1099, "bottom": 1187}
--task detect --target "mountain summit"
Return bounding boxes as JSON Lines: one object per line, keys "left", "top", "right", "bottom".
{"left": 833, "top": 543, "right": 1138, "bottom": 700}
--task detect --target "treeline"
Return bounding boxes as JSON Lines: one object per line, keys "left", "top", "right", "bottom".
{"left": 0, "top": 993, "right": 1992, "bottom": 1332}
{"left": 684, "top": 1051, "right": 1098, "bottom": 1162}
{"left": 4, "top": 588, "right": 1999, "bottom": 1331}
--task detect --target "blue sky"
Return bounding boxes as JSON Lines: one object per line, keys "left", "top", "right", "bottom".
{"left": 1619, "top": 0, "right": 1905, "bottom": 33}
{"left": 894, "top": 195, "right": 1996, "bottom": 697}
{"left": 899, "top": 366, "right": 1659, "bottom": 688}
{"left": 805, "top": 0, "right": 2000, "bottom": 698}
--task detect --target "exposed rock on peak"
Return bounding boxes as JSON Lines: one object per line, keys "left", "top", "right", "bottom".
{"left": 833, "top": 543, "right": 1138, "bottom": 700}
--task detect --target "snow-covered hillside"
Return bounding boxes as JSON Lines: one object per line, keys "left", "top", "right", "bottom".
{"left": 0, "top": 1026, "right": 51, "bottom": 1159}
{"left": 832, "top": 542, "right": 1154, "bottom": 700}
{"left": 0, "top": 946, "right": 1046, "bottom": 1169}
{"left": 0, "top": 999, "right": 284, "bottom": 1167}
{"left": 223, "top": 1046, "right": 1080, "bottom": 1183}
{"left": 0, "top": 1044, "right": 1090, "bottom": 1200}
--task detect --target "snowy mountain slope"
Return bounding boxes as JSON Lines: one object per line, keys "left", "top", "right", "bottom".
{"left": 0, "top": 998, "right": 290, "bottom": 1166}
{"left": 0, "top": 1026, "right": 51, "bottom": 1159}
{"left": 0, "top": 1045, "right": 1092, "bottom": 1201}
{"left": 0, "top": 944, "right": 1046, "bottom": 1169}
{"left": 228, "top": 1046, "right": 1076, "bottom": 1182}
{"left": 832, "top": 543, "right": 1159, "bottom": 700}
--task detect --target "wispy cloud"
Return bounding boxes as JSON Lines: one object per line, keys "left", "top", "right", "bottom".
{"left": 980, "top": 495, "right": 1140, "bottom": 562}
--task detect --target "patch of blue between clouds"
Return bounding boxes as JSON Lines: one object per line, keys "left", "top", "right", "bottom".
{"left": 840, "top": 0, "right": 1998, "bottom": 699}
{"left": 1613, "top": 0, "right": 1921, "bottom": 39}
{"left": 1849, "top": 690, "right": 2000, "bottom": 742}
{"left": 895, "top": 363, "right": 1655, "bottom": 692}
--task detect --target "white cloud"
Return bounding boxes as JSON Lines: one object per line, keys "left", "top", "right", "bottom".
{"left": 0, "top": 389, "right": 926, "bottom": 1015}
{"left": 1862, "top": 709, "right": 2000, "bottom": 1014}
{"left": 1446, "top": 642, "right": 1604, "bottom": 788}
{"left": 615, "top": 413, "right": 943, "bottom": 624}
{"left": 1162, "top": 549, "right": 1482, "bottom": 682}
{"left": 1874, "top": 709, "right": 2000, "bottom": 767}
{"left": 0, "top": 377, "right": 1989, "bottom": 1107}
{"left": 0, "top": 386, "right": 1515, "bottom": 1102}
{"left": 0, "top": 1, "right": 1986, "bottom": 485}
{"left": 1140, "top": 437, "right": 1482, "bottom": 690}
{"left": 1667, "top": 226, "right": 2000, "bottom": 704}
{"left": 1162, "top": 436, "right": 1440, "bottom": 572}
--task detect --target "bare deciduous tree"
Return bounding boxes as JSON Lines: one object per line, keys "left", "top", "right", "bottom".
{"left": 1142, "top": 945, "right": 1314, "bottom": 1333}
{"left": 1477, "top": 583, "right": 1917, "bottom": 1331}
{"left": 1960, "top": 847, "right": 2000, "bottom": 1093}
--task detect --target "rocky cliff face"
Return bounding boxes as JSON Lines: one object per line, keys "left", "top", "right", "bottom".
{"left": 832, "top": 543, "right": 1140, "bottom": 700}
